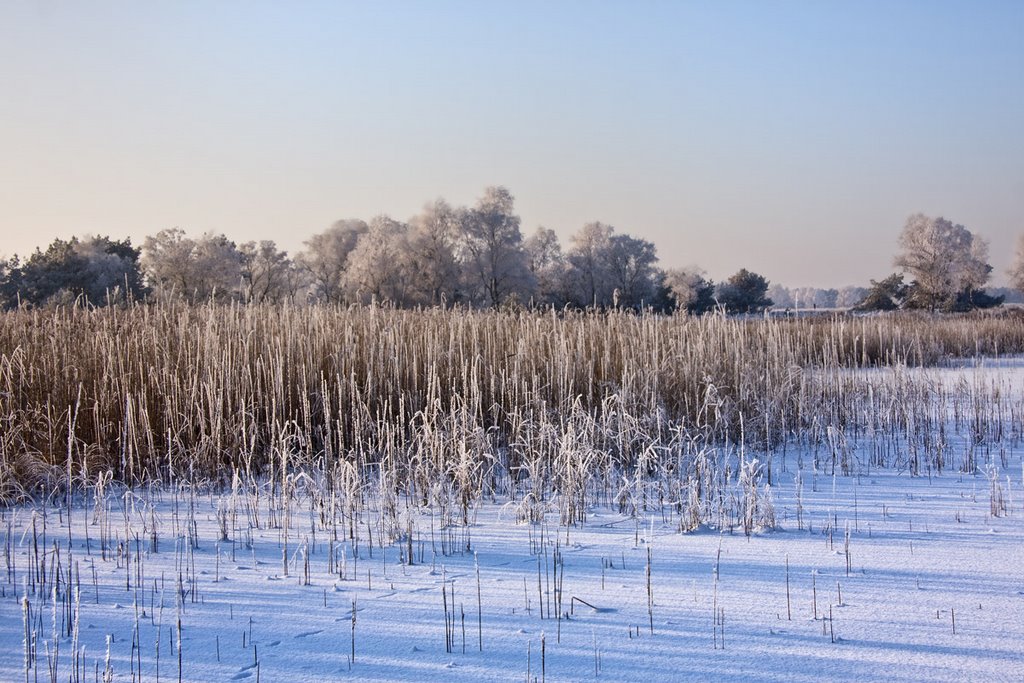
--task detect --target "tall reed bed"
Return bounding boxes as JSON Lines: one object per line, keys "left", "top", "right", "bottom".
{"left": 0, "top": 303, "right": 1022, "bottom": 517}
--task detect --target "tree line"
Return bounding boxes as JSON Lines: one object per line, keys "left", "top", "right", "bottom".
{"left": 1, "top": 187, "right": 1018, "bottom": 313}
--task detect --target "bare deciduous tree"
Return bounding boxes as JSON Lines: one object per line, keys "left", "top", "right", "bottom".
{"left": 240, "top": 240, "right": 298, "bottom": 304}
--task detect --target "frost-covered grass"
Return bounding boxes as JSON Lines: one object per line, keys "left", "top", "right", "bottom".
{"left": 1, "top": 304, "right": 1023, "bottom": 496}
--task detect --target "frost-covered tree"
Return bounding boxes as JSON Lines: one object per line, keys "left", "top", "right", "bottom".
{"left": 961, "top": 237, "right": 992, "bottom": 292}
{"left": 663, "top": 267, "right": 716, "bottom": 314}
{"left": 342, "top": 215, "right": 412, "bottom": 305}
{"left": 296, "top": 219, "right": 368, "bottom": 303}
{"left": 894, "top": 214, "right": 992, "bottom": 310}
{"left": 406, "top": 200, "right": 462, "bottom": 306}
{"left": 604, "top": 233, "right": 659, "bottom": 308}
{"left": 791, "top": 287, "right": 838, "bottom": 310}
{"left": 836, "top": 286, "right": 870, "bottom": 309}
{"left": 457, "top": 186, "right": 534, "bottom": 307}
{"left": 183, "top": 232, "right": 244, "bottom": 301}
{"left": 766, "top": 284, "right": 794, "bottom": 309}
{"left": 563, "top": 223, "right": 660, "bottom": 309}
{"left": 525, "top": 226, "right": 566, "bottom": 307}
{"left": 716, "top": 269, "right": 773, "bottom": 314}
{"left": 71, "top": 236, "right": 148, "bottom": 303}
{"left": 140, "top": 229, "right": 193, "bottom": 296}
{"left": 0, "top": 235, "right": 146, "bottom": 309}
{"left": 772, "top": 286, "right": 850, "bottom": 311}
{"left": 564, "top": 222, "right": 615, "bottom": 307}
{"left": 239, "top": 240, "right": 298, "bottom": 303}
{"left": 142, "top": 228, "right": 243, "bottom": 302}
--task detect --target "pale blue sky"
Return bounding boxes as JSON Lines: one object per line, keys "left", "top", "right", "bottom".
{"left": 2, "top": 1, "right": 1022, "bottom": 287}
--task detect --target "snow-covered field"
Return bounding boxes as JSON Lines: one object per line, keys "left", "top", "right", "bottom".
{"left": 3, "top": 360, "right": 1024, "bottom": 682}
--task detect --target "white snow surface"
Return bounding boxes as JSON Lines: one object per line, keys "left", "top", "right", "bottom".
{"left": 2, "top": 360, "right": 1024, "bottom": 682}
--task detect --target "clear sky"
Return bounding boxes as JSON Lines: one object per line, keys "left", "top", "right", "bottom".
{"left": 2, "top": 1, "right": 1022, "bottom": 288}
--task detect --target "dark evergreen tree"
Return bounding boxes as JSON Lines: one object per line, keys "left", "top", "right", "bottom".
{"left": 854, "top": 273, "right": 908, "bottom": 312}
{"left": 716, "top": 269, "right": 773, "bottom": 314}
{"left": 0, "top": 235, "right": 146, "bottom": 309}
